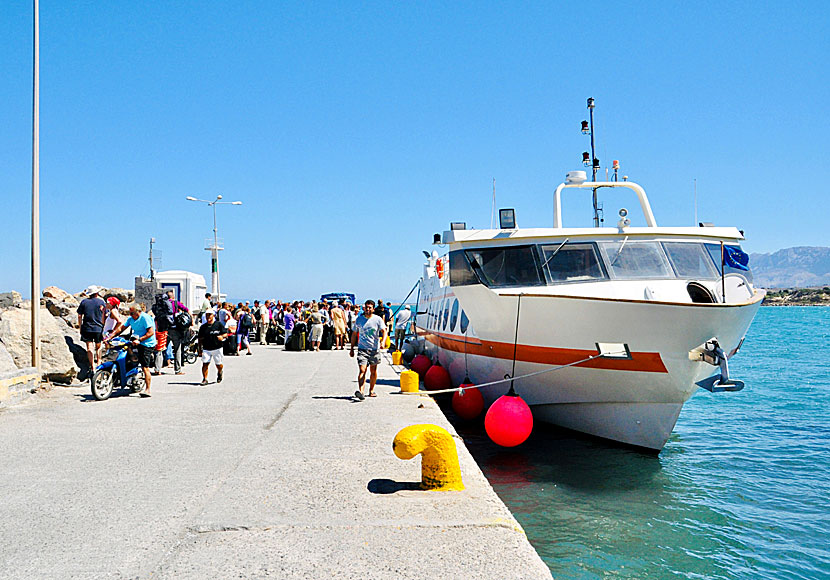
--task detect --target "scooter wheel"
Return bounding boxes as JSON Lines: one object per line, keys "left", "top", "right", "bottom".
{"left": 91, "top": 369, "right": 114, "bottom": 401}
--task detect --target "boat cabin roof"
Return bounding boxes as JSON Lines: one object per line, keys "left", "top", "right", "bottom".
{"left": 441, "top": 226, "right": 744, "bottom": 246}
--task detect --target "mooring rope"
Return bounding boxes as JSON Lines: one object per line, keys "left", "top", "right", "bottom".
{"left": 399, "top": 351, "right": 626, "bottom": 396}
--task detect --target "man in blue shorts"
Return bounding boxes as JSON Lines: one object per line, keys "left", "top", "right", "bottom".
{"left": 349, "top": 300, "right": 387, "bottom": 400}
{"left": 109, "top": 304, "right": 157, "bottom": 397}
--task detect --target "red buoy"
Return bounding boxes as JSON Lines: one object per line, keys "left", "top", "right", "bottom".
{"left": 424, "top": 364, "right": 452, "bottom": 391}
{"left": 484, "top": 393, "right": 533, "bottom": 447}
{"left": 452, "top": 385, "right": 484, "bottom": 420}
{"left": 410, "top": 354, "right": 432, "bottom": 378}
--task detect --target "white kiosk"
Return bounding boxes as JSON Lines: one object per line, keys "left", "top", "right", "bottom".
{"left": 153, "top": 270, "right": 208, "bottom": 312}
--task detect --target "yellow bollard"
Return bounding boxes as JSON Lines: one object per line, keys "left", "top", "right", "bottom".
{"left": 391, "top": 350, "right": 403, "bottom": 365}
{"left": 393, "top": 424, "right": 464, "bottom": 491}
{"left": 399, "top": 370, "right": 419, "bottom": 393}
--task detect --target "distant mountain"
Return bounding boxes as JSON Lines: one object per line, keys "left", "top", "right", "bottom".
{"left": 749, "top": 246, "right": 830, "bottom": 288}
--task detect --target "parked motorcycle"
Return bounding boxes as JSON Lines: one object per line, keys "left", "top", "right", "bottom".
{"left": 90, "top": 337, "right": 146, "bottom": 400}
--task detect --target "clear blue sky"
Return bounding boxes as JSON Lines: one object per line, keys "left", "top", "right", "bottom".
{"left": 2, "top": 2, "right": 828, "bottom": 301}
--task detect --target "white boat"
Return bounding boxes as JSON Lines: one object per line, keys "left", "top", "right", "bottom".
{"left": 415, "top": 175, "right": 764, "bottom": 451}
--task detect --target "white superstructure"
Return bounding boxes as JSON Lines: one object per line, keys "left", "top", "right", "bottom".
{"left": 416, "top": 180, "right": 764, "bottom": 451}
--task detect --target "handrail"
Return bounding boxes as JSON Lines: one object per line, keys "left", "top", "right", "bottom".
{"left": 553, "top": 181, "right": 658, "bottom": 228}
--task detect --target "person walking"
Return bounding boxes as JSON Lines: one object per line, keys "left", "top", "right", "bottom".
{"left": 109, "top": 304, "right": 156, "bottom": 397}
{"left": 151, "top": 293, "right": 174, "bottom": 375}
{"left": 282, "top": 305, "right": 296, "bottom": 349}
{"left": 256, "top": 300, "right": 269, "bottom": 345}
{"left": 167, "top": 290, "right": 191, "bottom": 375}
{"left": 306, "top": 305, "right": 324, "bottom": 351}
{"left": 349, "top": 300, "right": 387, "bottom": 400}
{"left": 330, "top": 302, "right": 347, "bottom": 350}
{"left": 76, "top": 285, "right": 107, "bottom": 376}
{"left": 394, "top": 305, "right": 412, "bottom": 351}
{"left": 237, "top": 307, "right": 254, "bottom": 355}
{"left": 199, "top": 292, "right": 213, "bottom": 323}
{"left": 198, "top": 310, "right": 227, "bottom": 385}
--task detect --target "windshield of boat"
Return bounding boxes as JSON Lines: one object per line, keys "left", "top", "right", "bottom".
{"left": 663, "top": 242, "right": 719, "bottom": 279}
{"left": 598, "top": 241, "right": 674, "bottom": 279}
{"left": 540, "top": 242, "right": 606, "bottom": 282}
{"left": 465, "top": 245, "right": 544, "bottom": 288}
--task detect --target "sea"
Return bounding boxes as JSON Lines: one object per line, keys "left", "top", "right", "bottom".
{"left": 443, "top": 307, "right": 830, "bottom": 580}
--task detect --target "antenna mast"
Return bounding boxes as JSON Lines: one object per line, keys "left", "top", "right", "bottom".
{"left": 694, "top": 179, "right": 698, "bottom": 226}
{"left": 582, "top": 97, "right": 601, "bottom": 227}
{"left": 490, "top": 178, "right": 496, "bottom": 229}
{"left": 149, "top": 238, "right": 156, "bottom": 280}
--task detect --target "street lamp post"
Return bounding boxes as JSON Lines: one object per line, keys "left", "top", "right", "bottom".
{"left": 31, "top": 0, "right": 41, "bottom": 371}
{"left": 186, "top": 195, "right": 242, "bottom": 300}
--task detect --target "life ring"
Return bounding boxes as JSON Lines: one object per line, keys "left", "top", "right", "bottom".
{"left": 436, "top": 259, "right": 444, "bottom": 279}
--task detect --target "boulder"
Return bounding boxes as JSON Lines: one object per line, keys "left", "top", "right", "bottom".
{"left": 43, "top": 296, "right": 77, "bottom": 321}
{"left": 43, "top": 286, "right": 77, "bottom": 305}
{"left": 0, "top": 306, "right": 77, "bottom": 383}
{"left": 0, "top": 291, "right": 23, "bottom": 309}
{"left": 102, "top": 287, "right": 133, "bottom": 303}
{"left": 55, "top": 317, "right": 93, "bottom": 381}
{"left": 0, "top": 342, "right": 17, "bottom": 374}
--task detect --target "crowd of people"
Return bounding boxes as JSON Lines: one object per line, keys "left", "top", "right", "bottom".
{"left": 75, "top": 287, "right": 414, "bottom": 401}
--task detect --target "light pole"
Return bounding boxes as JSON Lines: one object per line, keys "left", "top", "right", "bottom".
{"left": 186, "top": 195, "right": 242, "bottom": 300}
{"left": 31, "top": 0, "right": 41, "bottom": 371}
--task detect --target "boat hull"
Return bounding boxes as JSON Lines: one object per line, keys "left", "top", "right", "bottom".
{"left": 418, "top": 286, "right": 764, "bottom": 450}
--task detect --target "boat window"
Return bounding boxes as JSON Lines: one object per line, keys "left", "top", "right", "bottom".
{"left": 465, "top": 245, "right": 544, "bottom": 288}
{"left": 450, "top": 299, "right": 459, "bottom": 332}
{"left": 539, "top": 242, "right": 605, "bottom": 283}
{"left": 598, "top": 241, "right": 673, "bottom": 279}
{"left": 460, "top": 309, "right": 469, "bottom": 334}
{"left": 442, "top": 299, "right": 451, "bottom": 331}
{"left": 704, "top": 243, "right": 754, "bottom": 284}
{"left": 449, "top": 251, "right": 479, "bottom": 286}
{"left": 663, "top": 242, "right": 719, "bottom": 279}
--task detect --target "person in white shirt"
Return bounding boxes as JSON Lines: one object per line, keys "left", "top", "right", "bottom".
{"left": 394, "top": 305, "right": 412, "bottom": 351}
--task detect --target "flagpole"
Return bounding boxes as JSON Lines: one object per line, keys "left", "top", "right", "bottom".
{"left": 31, "top": 0, "right": 41, "bottom": 371}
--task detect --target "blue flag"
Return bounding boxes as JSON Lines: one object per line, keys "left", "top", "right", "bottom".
{"left": 723, "top": 245, "right": 750, "bottom": 271}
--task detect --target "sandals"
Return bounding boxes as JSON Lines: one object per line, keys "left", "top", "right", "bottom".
{"left": 368, "top": 392, "right": 377, "bottom": 397}
{"left": 354, "top": 390, "right": 365, "bottom": 401}
{"left": 200, "top": 379, "right": 208, "bottom": 386}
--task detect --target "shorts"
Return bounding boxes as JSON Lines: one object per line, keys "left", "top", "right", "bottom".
{"left": 137, "top": 345, "right": 154, "bottom": 368}
{"left": 356, "top": 348, "right": 381, "bottom": 366}
{"left": 81, "top": 330, "right": 103, "bottom": 344}
{"left": 201, "top": 348, "right": 224, "bottom": 365}
{"left": 310, "top": 324, "right": 324, "bottom": 342}
{"left": 395, "top": 328, "right": 406, "bottom": 341}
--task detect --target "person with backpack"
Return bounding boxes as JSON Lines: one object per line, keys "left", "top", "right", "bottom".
{"left": 167, "top": 290, "right": 192, "bottom": 375}
{"left": 236, "top": 306, "right": 254, "bottom": 356}
{"left": 151, "top": 293, "right": 174, "bottom": 375}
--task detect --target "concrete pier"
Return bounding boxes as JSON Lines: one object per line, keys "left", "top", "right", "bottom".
{"left": 0, "top": 344, "right": 552, "bottom": 579}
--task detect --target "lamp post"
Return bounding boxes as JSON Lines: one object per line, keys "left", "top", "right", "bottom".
{"left": 31, "top": 0, "right": 41, "bottom": 370}
{"left": 186, "top": 195, "right": 242, "bottom": 300}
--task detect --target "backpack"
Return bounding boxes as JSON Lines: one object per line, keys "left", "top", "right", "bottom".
{"left": 241, "top": 313, "right": 253, "bottom": 330}
{"left": 175, "top": 310, "right": 192, "bottom": 331}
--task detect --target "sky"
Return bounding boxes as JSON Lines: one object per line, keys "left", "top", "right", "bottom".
{"left": 1, "top": 1, "right": 828, "bottom": 301}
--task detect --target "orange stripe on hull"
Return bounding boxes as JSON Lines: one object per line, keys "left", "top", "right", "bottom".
{"left": 417, "top": 329, "right": 668, "bottom": 373}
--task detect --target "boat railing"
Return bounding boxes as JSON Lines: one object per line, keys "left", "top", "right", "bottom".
{"left": 553, "top": 181, "right": 657, "bottom": 228}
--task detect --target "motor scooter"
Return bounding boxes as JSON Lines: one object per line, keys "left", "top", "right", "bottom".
{"left": 90, "top": 336, "right": 147, "bottom": 400}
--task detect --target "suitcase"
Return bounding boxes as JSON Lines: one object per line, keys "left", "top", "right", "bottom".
{"left": 321, "top": 325, "right": 334, "bottom": 350}
{"left": 288, "top": 323, "right": 307, "bottom": 351}
{"left": 223, "top": 336, "right": 239, "bottom": 356}
{"left": 265, "top": 326, "right": 277, "bottom": 345}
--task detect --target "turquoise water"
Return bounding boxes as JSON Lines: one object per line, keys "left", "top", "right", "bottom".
{"left": 447, "top": 307, "right": 830, "bottom": 579}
